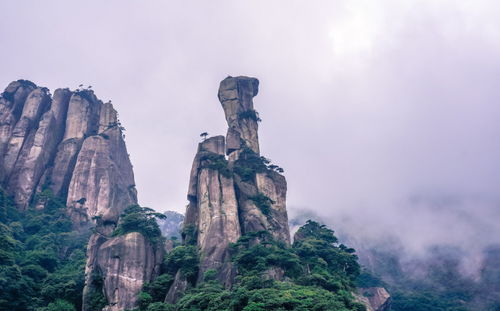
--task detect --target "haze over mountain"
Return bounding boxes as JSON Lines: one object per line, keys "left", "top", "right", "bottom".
{"left": 1, "top": 0, "right": 499, "bottom": 273}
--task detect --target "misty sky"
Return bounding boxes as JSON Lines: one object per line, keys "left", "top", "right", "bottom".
{"left": 1, "top": 1, "right": 500, "bottom": 256}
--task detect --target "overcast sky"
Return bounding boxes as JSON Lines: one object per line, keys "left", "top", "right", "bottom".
{"left": 2, "top": 0, "right": 500, "bottom": 256}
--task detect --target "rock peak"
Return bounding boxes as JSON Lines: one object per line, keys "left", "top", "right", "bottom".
{"left": 0, "top": 79, "right": 156, "bottom": 311}
{"left": 168, "top": 76, "right": 289, "bottom": 302}
{"left": 218, "top": 76, "right": 260, "bottom": 155}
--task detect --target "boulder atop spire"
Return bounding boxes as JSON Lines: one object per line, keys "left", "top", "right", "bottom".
{"left": 218, "top": 76, "right": 260, "bottom": 155}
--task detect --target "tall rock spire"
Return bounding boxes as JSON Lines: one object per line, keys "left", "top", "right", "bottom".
{"left": 167, "top": 76, "right": 290, "bottom": 302}
{"left": 220, "top": 76, "right": 290, "bottom": 244}
{"left": 218, "top": 76, "right": 260, "bottom": 155}
{"left": 184, "top": 136, "right": 241, "bottom": 287}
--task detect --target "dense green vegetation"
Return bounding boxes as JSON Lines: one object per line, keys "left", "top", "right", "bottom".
{"left": 112, "top": 204, "right": 166, "bottom": 244}
{"left": 199, "top": 152, "right": 232, "bottom": 178}
{"left": 358, "top": 246, "right": 500, "bottom": 311}
{"left": 73, "top": 88, "right": 95, "bottom": 102}
{"left": 85, "top": 270, "right": 108, "bottom": 311}
{"left": 233, "top": 147, "right": 282, "bottom": 182}
{"left": 133, "top": 242, "right": 199, "bottom": 310}
{"left": 5, "top": 179, "right": 498, "bottom": 311}
{"left": 0, "top": 188, "right": 89, "bottom": 311}
{"left": 237, "top": 109, "right": 261, "bottom": 122}
{"left": 248, "top": 193, "right": 275, "bottom": 217}
{"left": 136, "top": 220, "right": 365, "bottom": 311}
{"left": 197, "top": 143, "right": 284, "bottom": 182}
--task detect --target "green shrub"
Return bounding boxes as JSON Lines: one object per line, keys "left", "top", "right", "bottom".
{"left": 113, "top": 205, "right": 166, "bottom": 244}
{"left": 203, "top": 269, "right": 217, "bottom": 281}
{"left": 181, "top": 224, "right": 198, "bottom": 246}
{"left": 164, "top": 245, "right": 199, "bottom": 283}
{"left": 143, "top": 274, "right": 175, "bottom": 302}
{"left": 146, "top": 302, "right": 176, "bottom": 311}
{"left": 238, "top": 109, "right": 262, "bottom": 122}
{"left": 85, "top": 271, "right": 107, "bottom": 311}
{"left": 248, "top": 193, "right": 275, "bottom": 217}
{"left": 231, "top": 231, "right": 301, "bottom": 278}
{"left": 233, "top": 148, "right": 268, "bottom": 182}
{"left": 356, "top": 269, "right": 384, "bottom": 288}
{"left": 293, "top": 221, "right": 360, "bottom": 289}
{"left": 138, "top": 292, "right": 153, "bottom": 310}
{"left": 74, "top": 89, "right": 95, "bottom": 102}
{"left": 41, "top": 299, "right": 76, "bottom": 311}
{"left": 199, "top": 152, "right": 232, "bottom": 178}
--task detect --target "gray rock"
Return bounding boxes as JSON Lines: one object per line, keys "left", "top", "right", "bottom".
{"left": 199, "top": 135, "right": 225, "bottom": 154}
{"left": 66, "top": 126, "right": 136, "bottom": 230}
{"left": 184, "top": 136, "right": 241, "bottom": 287}
{"left": 5, "top": 88, "right": 71, "bottom": 209}
{"left": 165, "top": 271, "right": 188, "bottom": 304}
{"left": 218, "top": 76, "right": 260, "bottom": 154}
{"left": 219, "top": 77, "right": 290, "bottom": 243}
{"left": 0, "top": 80, "right": 145, "bottom": 311}
{"left": 48, "top": 138, "right": 83, "bottom": 197}
{"left": 233, "top": 175, "right": 269, "bottom": 233}
{"left": 0, "top": 81, "right": 38, "bottom": 184}
{"left": 225, "top": 127, "right": 241, "bottom": 154}
{"left": 170, "top": 76, "right": 291, "bottom": 299}
{"left": 96, "top": 232, "right": 163, "bottom": 311}
{"left": 196, "top": 167, "right": 240, "bottom": 285}
{"left": 2, "top": 88, "right": 51, "bottom": 180}
{"left": 63, "top": 91, "right": 100, "bottom": 140}
{"left": 355, "top": 287, "right": 392, "bottom": 311}
{"left": 263, "top": 267, "right": 286, "bottom": 281}
{"left": 82, "top": 233, "right": 108, "bottom": 311}
{"left": 48, "top": 91, "right": 101, "bottom": 198}
{"left": 255, "top": 171, "right": 290, "bottom": 243}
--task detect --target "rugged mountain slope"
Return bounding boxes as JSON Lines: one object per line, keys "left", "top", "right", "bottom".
{"left": 0, "top": 80, "right": 160, "bottom": 311}
{"left": 2, "top": 77, "right": 377, "bottom": 311}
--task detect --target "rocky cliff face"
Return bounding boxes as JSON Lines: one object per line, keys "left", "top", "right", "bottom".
{"left": 185, "top": 135, "right": 242, "bottom": 287}
{"left": 0, "top": 80, "right": 137, "bottom": 225}
{"left": 95, "top": 232, "right": 163, "bottom": 311}
{"left": 1, "top": 80, "right": 158, "bottom": 311}
{"left": 221, "top": 76, "right": 290, "bottom": 244}
{"left": 218, "top": 77, "right": 260, "bottom": 155}
{"left": 168, "top": 76, "right": 291, "bottom": 301}
{"left": 83, "top": 230, "right": 165, "bottom": 311}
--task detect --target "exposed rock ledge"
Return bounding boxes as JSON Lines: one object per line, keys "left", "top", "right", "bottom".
{"left": 355, "top": 287, "right": 392, "bottom": 311}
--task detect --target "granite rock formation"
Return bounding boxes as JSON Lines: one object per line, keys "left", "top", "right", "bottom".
{"left": 185, "top": 135, "right": 241, "bottom": 287}
{"left": 95, "top": 232, "right": 163, "bottom": 311}
{"left": 0, "top": 80, "right": 137, "bottom": 226}
{"left": 218, "top": 76, "right": 260, "bottom": 155}
{"left": 0, "top": 80, "right": 157, "bottom": 311}
{"left": 167, "top": 76, "right": 291, "bottom": 302}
